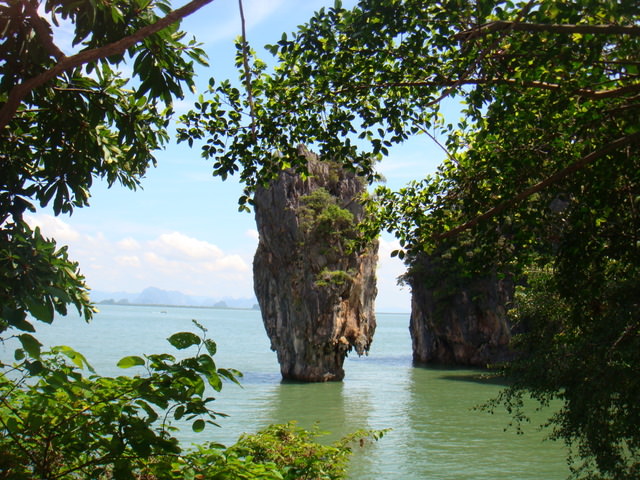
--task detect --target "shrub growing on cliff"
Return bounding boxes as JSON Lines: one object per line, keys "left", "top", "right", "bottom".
{"left": 298, "top": 186, "right": 362, "bottom": 288}
{"left": 298, "top": 187, "right": 358, "bottom": 252}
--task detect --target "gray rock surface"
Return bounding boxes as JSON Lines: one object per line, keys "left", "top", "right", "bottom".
{"left": 253, "top": 146, "right": 378, "bottom": 381}
{"left": 407, "top": 255, "right": 514, "bottom": 366}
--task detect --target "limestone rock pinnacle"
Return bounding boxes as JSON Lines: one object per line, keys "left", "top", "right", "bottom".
{"left": 253, "top": 146, "right": 378, "bottom": 381}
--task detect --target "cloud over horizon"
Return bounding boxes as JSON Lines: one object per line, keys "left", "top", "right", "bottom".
{"left": 26, "top": 214, "right": 253, "bottom": 299}
{"left": 25, "top": 213, "right": 411, "bottom": 312}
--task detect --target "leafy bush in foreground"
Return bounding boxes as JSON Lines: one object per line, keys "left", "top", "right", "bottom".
{"left": 0, "top": 321, "right": 383, "bottom": 480}
{"left": 159, "top": 423, "right": 387, "bottom": 480}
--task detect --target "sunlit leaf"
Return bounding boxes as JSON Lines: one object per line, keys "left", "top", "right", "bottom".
{"left": 117, "top": 356, "right": 146, "bottom": 368}
{"left": 168, "top": 332, "right": 201, "bottom": 350}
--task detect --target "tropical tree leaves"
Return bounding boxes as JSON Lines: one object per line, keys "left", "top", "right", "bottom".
{"left": 0, "top": 0, "right": 210, "bottom": 334}
{"left": 180, "top": 1, "right": 640, "bottom": 478}
{"left": 0, "top": 321, "right": 241, "bottom": 479}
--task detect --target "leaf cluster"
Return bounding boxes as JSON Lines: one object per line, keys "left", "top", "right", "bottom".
{"left": 0, "top": 321, "right": 241, "bottom": 480}
{"left": 179, "top": 1, "right": 640, "bottom": 478}
{"left": 143, "top": 422, "right": 386, "bottom": 480}
{"left": 298, "top": 187, "right": 357, "bottom": 249}
{"left": 1, "top": 0, "right": 209, "bottom": 334}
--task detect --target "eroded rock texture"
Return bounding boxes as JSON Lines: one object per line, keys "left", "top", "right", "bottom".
{"left": 407, "top": 254, "right": 514, "bottom": 367}
{"left": 253, "top": 147, "right": 378, "bottom": 382}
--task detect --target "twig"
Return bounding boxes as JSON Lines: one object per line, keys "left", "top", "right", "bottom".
{"left": 238, "top": 0, "right": 258, "bottom": 142}
{"left": 417, "top": 123, "right": 458, "bottom": 166}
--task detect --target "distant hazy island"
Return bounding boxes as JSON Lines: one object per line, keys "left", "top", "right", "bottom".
{"left": 92, "top": 286, "right": 259, "bottom": 310}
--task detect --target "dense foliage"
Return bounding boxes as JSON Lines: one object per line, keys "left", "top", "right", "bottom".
{"left": 180, "top": 0, "right": 640, "bottom": 478}
{"left": 1, "top": 3, "right": 384, "bottom": 479}
{"left": 0, "top": 323, "right": 241, "bottom": 479}
{"left": 0, "top": 0, "right": 210, "bottom": 335}
{"left": 298, "top": 187, "right": 359, "bottom": 288}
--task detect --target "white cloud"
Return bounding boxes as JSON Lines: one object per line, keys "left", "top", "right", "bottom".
{"left": 26, "top": 214, "right": 80, "bottom": 243}
{"left": 150, "top": 231, "right": 224, "bottom": 261}
{"left": 24, "top": 214, "right": 253, "bottom": 298}
{"left": 115, "top": 255, "right": 141, "bottom": 268}
{"left": 375, "top": 235, "right": 411, "bottom": 312}
{"left": 117, "top": 237, "right": 140, "bottom": 251}
{"left": 23, "top": 213, "right": 410, "bottom": 311}
{"left": 203, "top": 254, "right": 249, "bottom": 272}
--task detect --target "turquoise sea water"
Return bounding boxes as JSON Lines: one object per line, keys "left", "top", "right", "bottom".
{"left": 1, "top": 304, "right": 571, "bottom": 479}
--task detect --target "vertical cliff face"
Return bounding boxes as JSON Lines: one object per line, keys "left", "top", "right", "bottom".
{"left": 253, "top": 147, "right": 378, "bottom": 382}
{"left": 407, "top": 255, "right": 514, "bottom": 367}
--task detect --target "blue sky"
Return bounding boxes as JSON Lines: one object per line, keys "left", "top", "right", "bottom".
{"left": 27, "top": 0, "right": 448, "bottom": 313}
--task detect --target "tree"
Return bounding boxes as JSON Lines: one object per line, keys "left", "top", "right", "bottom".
{"left": 0, "top": 0, "right": 211, "bottom": 336}
{"left": 180, "top": 1, "right": 640, "bottom": 478}
{"left": 0, "top": 3, "right": 387, "bottom": 479}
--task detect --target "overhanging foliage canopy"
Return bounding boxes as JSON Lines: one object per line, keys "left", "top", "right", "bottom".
{"left": 181, "top": 1, "right": 640, "bottom": 478}
{"left": 0, "top": 0, "right": 211, "bottom": 333}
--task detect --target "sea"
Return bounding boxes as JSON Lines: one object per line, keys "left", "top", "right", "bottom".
{"left": 1, "top": 304, "right": 571, "bottom": 479}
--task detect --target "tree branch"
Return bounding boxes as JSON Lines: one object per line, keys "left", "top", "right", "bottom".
{"left": 341, "top": 77, "right": 640, "bottom": 100}
{"left": 456, "top": 20, "right": 640, "bottom": 41}
{"left": 22, "top": 0, "right": 66, "bottom": 61}
{"left": 0, "top": 0, "right": 215, "bottom": 130}
{"left": 238, "top": 0, "right": 257, "bottom": 142}
{"left": 433, "top": 131, "right": 640, "bottom": 241}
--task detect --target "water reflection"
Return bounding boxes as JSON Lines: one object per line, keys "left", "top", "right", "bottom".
{"left": 400, "top": 366, "right": 568, "bottom": 480}
{"left": 259, "top": 378, "right": 372, "bottom": 443}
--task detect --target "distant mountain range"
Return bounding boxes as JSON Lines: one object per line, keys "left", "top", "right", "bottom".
{"left": 91, "top": 286, "right": 258, "bottom": 309}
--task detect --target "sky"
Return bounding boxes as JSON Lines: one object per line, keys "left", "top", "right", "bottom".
{"left": 27, "top": 0, "right": 448, "bottom": 313}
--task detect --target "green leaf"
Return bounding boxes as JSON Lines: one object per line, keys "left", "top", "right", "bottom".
{"left": 18, "top": 334, "right": 42, "bottom": 358}
{"left": 207, "top": 372, "right": 222, "bottom": 392}
{"left": 117, "top": 355, "right": 146, "bottom": 368}
{"left": 52, "top": 345, "right": 94, "bottom": 372}
{"left": 3, "top": 307, "right": 35, "bottom": 332}
{"left": 174, "top": 405, "right": 186, "bottom": 420}
{"left": 192, "top": 418, "right": 205, "bottom": 432}
{"left": 168, "top": 332, "right": 201, "bottom": 350}
{"left": 26, "top": 298, "right": 54, "bottom": 324}
{"left": 204, "top": 338, "right": 217, "bottom": 356}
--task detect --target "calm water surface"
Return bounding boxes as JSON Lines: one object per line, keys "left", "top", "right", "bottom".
{"left": 2, "top": 305, "right": 570, "bottom": 479}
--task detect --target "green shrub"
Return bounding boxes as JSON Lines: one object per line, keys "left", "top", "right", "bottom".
{"left": 145, "top": 422, "right": 386, "bottom": 480}
{"left": 1, "top": 321, "right": 385, "bottom": 480}
{"left": 0, "top": 320, "right": 240, "bottom": 479}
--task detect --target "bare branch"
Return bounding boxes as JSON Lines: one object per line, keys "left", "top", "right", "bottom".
{"left": 416, "top": 123, "right": 458, "bottom": 166}
{"left": 0, "top": 0, "right": 215, "bottom": 130}
{"left": 238, "top": 0, "right": 257, "bottom": 141}
{"left": 456, "top": 20, "right": 640, "bottom": 41}
{"left": 433, "top": 131, "right": 640, "bottom": 241}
